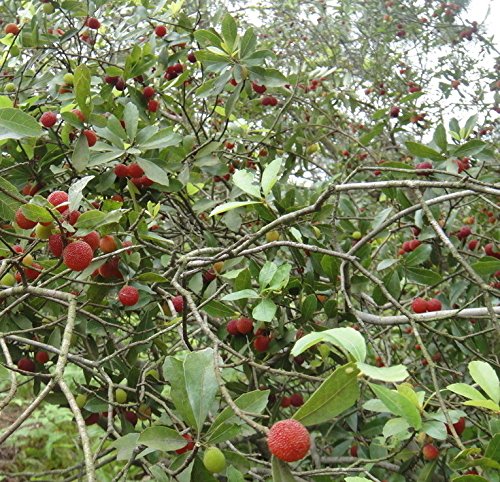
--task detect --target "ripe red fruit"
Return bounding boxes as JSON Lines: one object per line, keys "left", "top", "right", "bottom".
{"left": 114, "top": 163, "right": 130, "bottom": 178}
{"left": 280, "top": 397, "right": 291, "bottom": 407}
{"left": 261, "top": 96, "right": 278, "bottom": 106}
{"left": 71, "top": 109, "right": 85, "bottom": 122}
{"left": 15, "top": 208, "right": 36, "bottom": 229}
{"left": 457, "top": 226, "right": 472, "bottom": 240}
{"left": 143, "top": 86, "right": 155, "bottom": 98}
{"left": 427, "top": 298, "right": 442, "bottom": 312}
{"left": 47, "top": 190, "right": 69, "bottom": 213}
{"left": 389, "top": 106, "right": 400, "bottom": 117}
{"left": 35, "top": 351, "right": 49, "bottom": 364}
{"left": 350, "top": 445, "right": 358, "bottom": 457}
{"left": 64, "top": 210, "right": 80, "bottom": 225}
{"left": 409, "top": 239, "right": 421, "bottom": 251}
{"left": 5, "top": 24, "right": 20, "bottom": 35}
{"left": 48, "top": 234, "right": 64, "bottom": 257}
{"left": 468, "top": 239, "right": 479, "bottom": 250}
{"left": 82, "top": 231, "right": 100, "bottom": 252}
{"left": 267, "top": 419, "right": 310, "bottom": 462}
{"left": 484, "top": 243, "right": 500, "bottom": 259}
{"left": 147, "top": 100, "right": 159, "bottom": 112}
{"left": 100, "top": 235, "right": 117, "bottom": 253}
{"left": 63, "top": 241, "right": 93, "bottom": 271}
{"left": 40, "top": 111, "right": 58, "bottom": 128}
{"left": 17, "top": 357, "right": 36, "bottom": 372}
{"left": 124, "top": 410, "right": 138, "bottom": 425}
{"left": 98, "top": 257, "right": 122, "bottom": 278}
{"left": 187, "top": 52, "right": 197, "bottom": 63}
{"left": 202, "top": 269, "right": 217, "bottom": 283}
{"left": 416, "top": 162, "right": 433, "bottom": 175}
{"left": 446, "top": 417, "right": 466, "bottom": 436}
{"left": 84, "top": 413, "right": 100, "bottom": 426}
{"left": 105, "top": 75, "right": 119, "bottom": 85}
{"left": 253, "top": 335, "right": 271, "bottom": 352}
{"left": 252, "top": 82, "right": 267, "bottom": 94}
{"left": 172, "top": 295, "right": 184, "bottom": 313}
{"left": 375, "top": 356, "right": 385, "bottom": 367}
{"left": 422, "top": 443, "right": 439, "bottom": 461}
{"left": 402, "top": 241, "right": 413, "bottom": 252}
{"left": 118, "top": 286, "right": 139, "bottom": 306}
{"left": 175, "top": 434, "right": 195, "bottom": 454}
{"left": 412, "top": 297, "right": 428, "bottom": 314}
{"left": 83, "top": 129, "right": 98, "bottom": 147}
{"left": 236, "top": 317, "right": 253, "bottom": 335}
{"left": 128, "top": 163, "right": 144, "bottom": 178}
{"left": 155, "top": 25, "right": 167, "bottom": 37}
{"left": 227, "top": 319, "right": 240, "bottom": 336}
{"left": 289, "top": 393, "right": 304, "bottom": 407}
{"left": 85, "top": 17, "right": 101, "bottom": 30}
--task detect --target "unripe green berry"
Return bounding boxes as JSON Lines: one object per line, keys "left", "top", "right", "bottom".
{"left": 76, "top": 394, "right": 87, "bottom": 408}
{"left": 35, "top": 223, "right": 54, "bottom": 239}
{"left": 5, "top": 82, "right": 16, "bottom": 93}
{"left": 42, "top": 3, "right": 55, "bottom": 14}
{"left": 203, "top": 447, "right": 226, "bottom": 473}
{"left": 0, "top": 273, "right": 16, "bottom": 286}
{"left": 351, "top": 231, "right": 362, "bottom": 240}
{"left": 63, "top": 73, "right": 74, "bottom": 85}
{"left": 115, "top": 387, "right": 128, "bottom": 404}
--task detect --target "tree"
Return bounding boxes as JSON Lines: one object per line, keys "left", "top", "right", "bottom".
{"left": 0, "top": 0, "right": 498, "bottom": 480}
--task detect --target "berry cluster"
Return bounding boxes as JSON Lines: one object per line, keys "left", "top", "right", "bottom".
{"left": 113, "top": 162, "right": 153, "bottom": 188}
{"left": 411, "top": 297, "right": 442, "bottom": 313}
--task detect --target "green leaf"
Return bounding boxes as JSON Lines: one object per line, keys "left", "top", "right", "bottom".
{"left": 422, "top": 420, "right": 447, "bottom": 441}
{"left": 463, "top": 400, "right": 500, "bottom": 411}
{"left": 452, "top": 476, "right": 489, "bottom": 482}
{"left": 433, "top": 124, "right": 447, "bottom": 151}
{"left": 221, "top": 289, "right": 260, "bottom": 301}
{"left": 406, "top": 267, "right": 442, "bottom": 285}
{"left": 359, "top": 123, "right": 383, "bottom": 146}
{"left": 301, "top": 294, "right": 318, "bottom": 321}
{"left": 21, "top": 203, "right": 53, "bottom": 223}
{"left": 259, "top": 261, "right": 278, "bottom": 289}
{"left": 261, "top": 158, "right": 283, "bottom": 196}
{"left": 252, "top": 298, "right": 277, "bottom": 322}
{"left": 345, "top": 478, "right": 372, "bottom": 482}
{"left": 0, "top": 108, "right": 43, "bottom": 140}
{"left": 461, "top": 113, "right": 478, "bottom": 138}
{"left": 248, "top": 66, "right": 287, "bottom": 87}
{"left": 233, "top": 169, "right": 261, "bottom": 198}
{"left": 271, "top": 456, "right": 297, "bottom": 482}
{"left": 357, "top": 363, "right": 409, "bottom": 382}
{"left": 294, "top": 363, "right": 359, "bottom": 426}
{"left": 369, "top": 383, "right": 422, "bottom": 429}
{"left": 68, "top": 175, "right": 94, "bottom": 211}
{"left": 72, "top": 134, "right": 90, "bottom": 172}
{"left": 405, "top": 141, "right": 445, "bottom": 161}
{"left": 163, "top": 357, "right": 197, "bottom": 429}
{"left": 110, "top": 433, "right": 140, "bottom": 461}
{"left": 194, "top": 29, "right": 222, "bottom": 48}
{"left": 184, "top": 348, "right": 218, "bottom": 433}
{"left": 74, "top": 65, "right": 92, "bottom": 118}
{"left": 123, "top": 103, "right": 139, "bottom": 142}
{"left": 371, "top": 207, "right": 392, "bottom": 231}
{"left": 383, "top": 418, "right": 410, "bottom": 439}
{"left": 221, "top": 14, "right": 238, "bottom": 51}
{"left": 209, "top": 201, "right": 261, "bottom": 217}
{"left": 240, "top": 27, "right": 257, "bottom": 58}
{"left": 485, "top": 433, "right": 500, "bottom": 463}
{"left": 202, "top": 300, "right": 236, "bottom": 318}
{"left": 452, "top": 139, "right": 486, "bottom": 158}
{"left": 471, "top": 257, "right": 500, "bottom": 277}
{"left": 210, "top": 390, "right": 269, "bottom": 432}
{"left": 136, "top": 273, "right": 168, "bottom": 283}
{"left": 291, "top": 327, "right": 366, "bottom": 362}
{"left": 74, "top": 210, "right": 107, "bottom": 229}
{"left": 468, "top": 361, "right": 500, "bottom": 404}
{"left": 268, "top": 263, "right": 291, "bottom": 291}
{"left": 139, "top": 128, "right": 182, "bottom": 150}
{"left": 405, "top": 244, "right": 432, "bottom": 267}
{"left": 447, "top": 383, "right": 487, "bottom": 401}
{"left": 138, "top": 426, "right": 187, "bottom": 452}
{"left": 0, "top": 177, "right": 23, "bottom": 221}
{"left": 137, "top": 159, "right": 169, "bottom": 186}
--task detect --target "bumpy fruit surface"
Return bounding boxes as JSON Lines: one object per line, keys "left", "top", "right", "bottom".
{"left": 86, "top": 17, "right": 101, "bottom": 29}
{"left": 40, "top": 111, "right": 58, "bottom": 128}
{"left": 227, "top": 319, "right": 240, "bottom": 336}
{"left": 203, "top": 447, "right": 226, "bottom": 473}
{"left": 253, "top": 335, "right": 271, "bottom": 352}
{"left": 83, "top": 231, "right": 100, "bottom": 251}
{"left": 427, "top": 298, "right": 442, "bottom": 312}
{"left": 63, "top": 241, "right": 93, "bottom": 271}
{"left": 154, "top": 25, "right": 167, "bottom": 37}
{"left": 128, "top": 163, "right": 144, "bottom": 178}
{"left": 447, "top": 417, "right": 466, "bottom": 436}
{"left": 48, "top": 234, "right": 64, "bottom": 257}
{"left": 100, "top": 235, "right": 117, "bottom": 253}
{"left": 171, "top": 295, "right": 184, "bottom": 313}
{"left": 47, "top": 190, "right": 69, "bottom": 213}
{"left": 118, "top": 286, "right": 139, "bottom": 306}
{"left": 35, "top": 351, "right": 49, "bottom": 364}
{"left": 267, "top": 419, "right": 310, "bottom": 462}
{"left": 17, "top": 357, "right": 36, "bottom": 373}
{"left": 15, "top": 208, "right": 37, "bottom": 229}
{"left": 236, "top": 317, "right": 253, "bottom": 335}
{"left": 422, "top": 443, "right": 439, "bottom": 461}
{"left": 411, "top": 297, "right": 428, "bottom": 314}
{"left": 83, "top": 129, "right": 98, "bottom": 147}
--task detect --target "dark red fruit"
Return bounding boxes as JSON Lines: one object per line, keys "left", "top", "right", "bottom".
{"left": 47, "top": 191, "right": 69, "bottom": 213}
{"left": 253, "top": 335, "right": 271, "bottom": 352}
{"left": 40, "top": 111, "right": 58, "bottom": 128}
{"left": 17, "top": 357, "right": 36, "bottom": 372}
{"left": 155, "top": 25, "right": 167, "bottom": 37}
{"left": 235, "top": 317, "right": 253, "bottom": 335}
{"left": 422, "top": 444, "right": 439, "bottom": 461}
{"left": 83, "top": 129, "right": 98, "bottom": 147}
{"left": 118, "top": 286, "right": 139, "bottom": 306}
{"left": 172, "top": 295, "right": 184, "bottom": 313}
{"left": 227, "top": 319, "right": 240, "bottom": 336}
{"left": 412, "top": 297, "right": 428, "bottom": 313}
{"left": 267, "top": 419, "right": 310, "bottom": 462}
{"left": 289, "top": 393, "right": 304, "bottom": 407}
{"left": 15, "top": 208, "right": 36, "bottom": 229}
{"left": 427, "top": 298, "right": 442, "bottom": 312}
{"left": 175, "top": 434, "right": 195, "bottom": 454}
{"left": 85, "top": 17, "right": 101, "bottom": 30}
{"left": 62, "top": 241, "right": 93, "bottom": 271}
{"left": 114, "top": 163, "right": 130, "bottom": 178}
{"left": 35, "top": 351, "right": 49, "bottom": 364}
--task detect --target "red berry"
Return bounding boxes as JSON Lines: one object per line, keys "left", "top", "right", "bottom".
{"left": 202, "top": 269, "right": 216, "bottom": 283}
{"left": 155, "top": 25, "right": 167, "bottom": 37}
{"left": 105, "top": 75, "right": 118, "bottom": 85}
{"left": 17, "top": 357, "right": 36, "bottom": 372}
{"left": 389, "top": 106, "right": 400, "bottom": 117}
{"left": 267, "top": 419, "right": 310, "bottom": 462}
{"left": 187, "top": 52, "right": 197, "bottom": 63}
{"left": 402, "top": 241, "right": 413, "bottom": 252}
{"left": 253, "top": 335, "right": 271, "bottom": 352}
{"left": 40, "top": 111, "right": 58, "bottom": 128}
{"left": 124, "top": 410, "right": 138, "bottom": 426}
{"left": 416, "top": 162, "right": 433, "bottom": 175}
{"left": 422, "top": 444, "right": 439, "bottom": 461}
{"left": 375, "top": 356, "right": 385, "bottom": 367}
{"left": 47, "top": 190, "right": 69, "bottom": 213}
{"left": 128, "top": 163, "right": 144, "bottom": 178}
{"left": 5, "top": 23, "right": 20, "bottom": 35}
{"left": 147, "top": 99, "right": 159, "bottom": 112}
{"left": 484, "top": 243, "right": 500, "bottom": 259}
{"left": 468, "top": 239, "right": 479, "bottom": 250}
{"left": 350, "top": 445, "right": 358, "bottom": 457}
{"left": 118, "top": 286, "right": 139, "bottom": 306}
{"left": 100, "top": 235, "right": 117, "bottom": 253}
{"left": 172, "top": 295, "right": 184, "bottom": 313}
{"left": 15, "top": 208, "right": 37, "bottom": 229}
{"left": 83, "top": 129, "right": 98, "bottom": 147}
{"left": 227, "top": 319, "right": 240, "bottom": 336}
{"left": 85, "top": 17, "right": 101, "bottom": 30}
{"left": 62, "top": 241, "right": 93, "bottom": 271}
{"left": 175, "top": 434, "right": 195, "bottom": 454}
{"left": 114, "top": 77, "right": 126, "bottom": 91}
{"left": 99, "top": 258, "right": 122, "bottom": 278}
{"left": 82, "top": 231, "right": 100, "bottom": 252}
{"left": 84, "top": 413, "right": 100, "bottom": 425}
{"left": 64, "top": 210, "right": 81, "bottom": 225}
{"left": 143, "top": 86, "right": 155, "bottom": 99}
{"left": 72, "top": 109, "right": 85, "bottom": 122}
{"left": 412, "top": 297, "right": 428, "bottom": 313}
{"left": 48, "top": 234, "right": 64, "bottom": 257}
{"left": 252, "top": 82, "right": 267, "bottom": 94}
{"left": 446, "top": 417, "right": 466, "bottom": 436}
{"left": 280, "top": 396, "right": 291, "bottom": 407}
{"left": 427, "top": 298, "right": 442, "bottom": 312}
{"left": 114, "top": 163, "right": 130, "bottom": 178}
{"left": 457, "top": 226, "right": 472, "bottom": 240}
{"left": 236, "top": 317, "right": 254, "bottom": 335}
{"left": 289, "top": 393, "right": 304, "bottom": 407}
{"left": 35, "top": 351, "right": 49, "bottom": 364}
{"left": 409, "top": 239, "right": 421, "bottom": 251}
